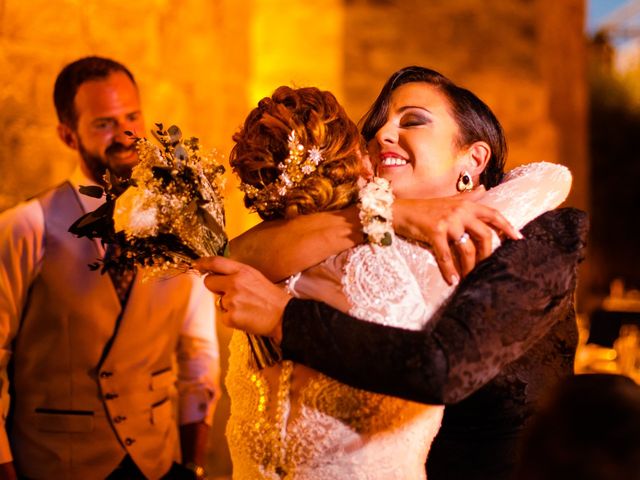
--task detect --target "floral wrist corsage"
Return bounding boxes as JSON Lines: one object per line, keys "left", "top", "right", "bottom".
{"left": 358, "top": 176, "right": 394, "bottom": 246}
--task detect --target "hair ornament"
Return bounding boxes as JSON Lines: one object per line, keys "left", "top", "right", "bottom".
{"left": 239, "top": 129, "right": 325, "bottom": 216}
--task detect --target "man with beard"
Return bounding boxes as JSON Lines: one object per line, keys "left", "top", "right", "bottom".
{"left": 0, "top": 57, "right": 219, "bottom": 480}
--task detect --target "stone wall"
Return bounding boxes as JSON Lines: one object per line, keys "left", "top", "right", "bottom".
{"left": 0, "top": 0, "right": 588, "bottom": 223}
{"left": 343, "top": 0, "right": 588, "bottom": 210}
{"left": 0, "top": 0, "right": 587, "bottom": 477}
{"left": 0, "top": 0, "right": 253, "bottom": 236}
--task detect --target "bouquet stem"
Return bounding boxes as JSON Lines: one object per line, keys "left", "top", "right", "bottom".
{"left": 246, "top": 334, "right": 282, "bottom": 369}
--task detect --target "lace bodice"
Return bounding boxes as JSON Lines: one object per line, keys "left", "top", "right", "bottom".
{"left": 225, "top": 162, "right": 571, "bottom": 479}
{"left": 227, "top": 248, "right": 441, "bottom": 478}
{"left": 281, "top": 208, "right": 586, "bottom": 480}
{"left": 226, "top": 240, "right": 441, "bottom": 479}
{"left": 227, "top": 332, "right": 442, "bottom": 479}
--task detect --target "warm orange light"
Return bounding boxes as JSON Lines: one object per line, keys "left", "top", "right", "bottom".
{"left": 249, "top": 0, "right": 345, "bottom": 105}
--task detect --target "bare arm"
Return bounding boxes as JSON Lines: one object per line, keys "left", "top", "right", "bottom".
{"left": 197, "top": 208, "right": 587, "bottom": 404}
{"left": 230, "top": 193, "right": 520, "bottom": 284}
{"left": 228, "top": 163, "right": 568, "bottom": 284}
{"left": 229, "top": 206, "right": 362, "bottom": 282}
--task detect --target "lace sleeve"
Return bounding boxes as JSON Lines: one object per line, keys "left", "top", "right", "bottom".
{"left": 480, "top": 162, "right": 572, "bottom": 230}
{"left": 286, "top": 244, "right": 431, "bottom": 331}
{"left": 281, "top": 208, "right": 588, "bottom": 405}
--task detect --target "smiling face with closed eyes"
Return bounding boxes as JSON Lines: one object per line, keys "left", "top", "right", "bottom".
{"left": 367, "top": 82, "right": 489, "bottom": 200}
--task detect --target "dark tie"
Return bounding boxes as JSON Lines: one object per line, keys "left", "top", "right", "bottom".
{"left": 104, "top": 244, "right": 136, "bottom": 305}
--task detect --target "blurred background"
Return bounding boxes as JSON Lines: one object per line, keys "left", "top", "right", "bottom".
{"left": 0, "top": 0, "right": 639, "bottom": 476}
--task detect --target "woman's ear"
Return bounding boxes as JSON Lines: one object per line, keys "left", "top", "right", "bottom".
{"left": 57, "top": 123, "right": 79, "bottom": 151}
{"left": 463, "top": 141, "right": 491, "bottom": 178}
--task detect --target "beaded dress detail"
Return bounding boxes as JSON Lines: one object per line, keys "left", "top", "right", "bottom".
{"left": 226, "top": 162, "right": 571, "bottom": 479}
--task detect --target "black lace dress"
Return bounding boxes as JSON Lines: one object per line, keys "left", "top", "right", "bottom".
{"left": 279, "top": 208, "right": 588, "bottom": 480}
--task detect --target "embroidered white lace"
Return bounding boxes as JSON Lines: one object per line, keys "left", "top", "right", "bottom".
{"left": 225, "top": 162, "right": 571, "bottom": 479}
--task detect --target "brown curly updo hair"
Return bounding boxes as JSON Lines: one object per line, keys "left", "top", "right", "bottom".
{"left": 231, "top": 86, "right": 363, "bottom": 220}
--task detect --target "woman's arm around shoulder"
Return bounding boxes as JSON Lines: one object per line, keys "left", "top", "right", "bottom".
{"left": 229, "top": 207, "right": 362, "bottom": 282}
{"left": 280, "top": 208, "right": 588, "bottom": 404}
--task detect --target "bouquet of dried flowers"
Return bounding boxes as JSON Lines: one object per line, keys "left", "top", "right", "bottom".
{"left": 70, "top": 123, "right": 280, "bottom": 369}
{"left": 69, "top": 123, "right": 228, "bottom": 277}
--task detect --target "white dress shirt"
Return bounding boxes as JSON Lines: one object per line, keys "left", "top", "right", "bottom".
{"left": 0, "top": 166, "right": 219, "bottom": 463}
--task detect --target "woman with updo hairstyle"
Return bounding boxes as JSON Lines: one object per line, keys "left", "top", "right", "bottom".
{"left": 224, "top": 85, "right": 449, "bottom": 480}
{"left": 230, "top": 86, "right": 363, "bottom": 220}
{"left": 200, "top": 67, "right": 585, "bottom": 480}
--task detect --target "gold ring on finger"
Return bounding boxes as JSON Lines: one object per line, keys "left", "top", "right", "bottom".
{"left": 215, "top": 295, "right": 228, "bottom": 312}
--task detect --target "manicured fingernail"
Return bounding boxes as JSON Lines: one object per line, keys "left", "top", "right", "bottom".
{"left": 516, "top": 230, "right": 524, "bottom": 240}
{"left": 451, "top": 274, "right": 460, "bottom": 286}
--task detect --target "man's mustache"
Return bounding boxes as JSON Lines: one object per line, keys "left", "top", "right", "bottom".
{"left": 106, "top": 142, "right": 136, "bottom": 156}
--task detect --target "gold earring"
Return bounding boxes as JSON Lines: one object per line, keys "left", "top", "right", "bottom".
{"left": 456, "top": 171, "right": 473, "bottom": 192}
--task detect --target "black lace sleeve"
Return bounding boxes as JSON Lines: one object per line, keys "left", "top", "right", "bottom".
{"left": 280, "top": 208, "right": 588, "bottom": 405}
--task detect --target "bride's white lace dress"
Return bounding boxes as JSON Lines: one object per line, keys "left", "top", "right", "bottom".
{"left": 225, "top": 162, "right": 571, "bottom": 479}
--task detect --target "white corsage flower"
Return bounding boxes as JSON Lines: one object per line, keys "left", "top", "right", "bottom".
{"left": 358, "top": 176, "right": 394, "bottom": 246}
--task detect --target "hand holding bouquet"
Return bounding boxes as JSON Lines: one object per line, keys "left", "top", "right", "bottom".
{"left": 70, "top": 124, "right": 280, "bottom": 368}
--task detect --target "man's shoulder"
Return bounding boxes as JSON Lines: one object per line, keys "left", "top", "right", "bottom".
{"left": 0, "top": 197, "right": 43, "bottom": 238}
{"left": 0, "top": 181, "right": 77, "bottom": 235}
{"left": 1, "top": 181, "right": 73, "bottom": 216}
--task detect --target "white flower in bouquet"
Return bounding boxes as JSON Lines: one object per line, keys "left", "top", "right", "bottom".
{"left": 113, "top": 186, "right": 159, "bottom": 237}
{"left": 69, "top": 123, "right": 228, "bottom": 277}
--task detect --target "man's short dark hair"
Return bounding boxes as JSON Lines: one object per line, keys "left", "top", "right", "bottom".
{"left": 53, "top": 56, "right": 136, "bottom": 128}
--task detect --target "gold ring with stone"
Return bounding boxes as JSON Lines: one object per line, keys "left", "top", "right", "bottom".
{"left": 456, "top": 232, "right": 470, "bottom": 246}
